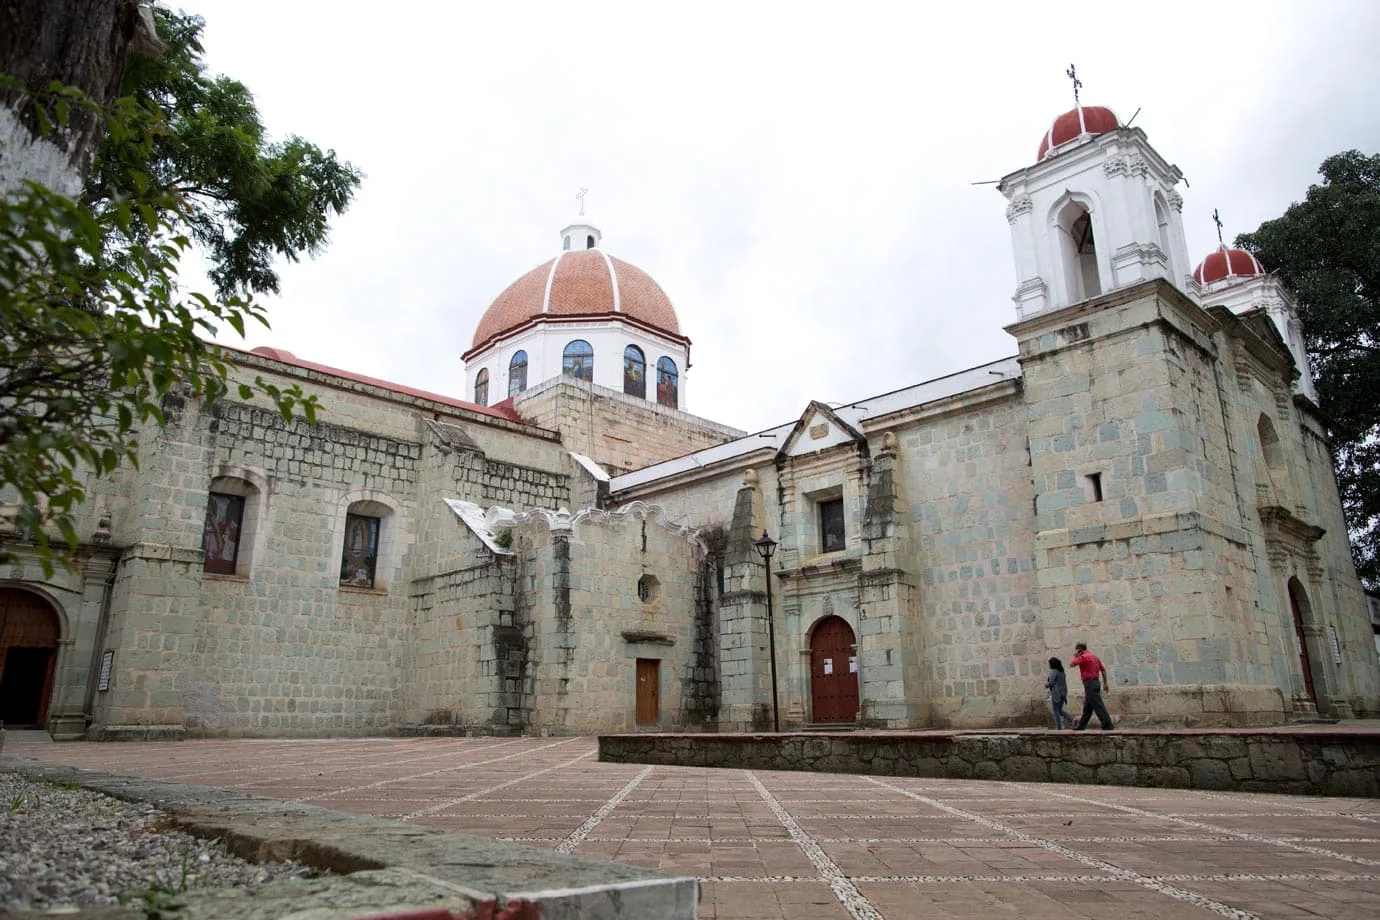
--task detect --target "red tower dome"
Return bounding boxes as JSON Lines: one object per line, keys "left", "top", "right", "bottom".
{"left": 1037, "top": 105, "right": 1120, "bottom": 161}
{"left": 1192, "top": 245, "right": 1265, "bottom": 285}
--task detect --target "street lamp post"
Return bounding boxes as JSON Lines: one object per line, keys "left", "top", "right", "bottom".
{"left": 754, "top": 530, "right": 780, "bottom": 733}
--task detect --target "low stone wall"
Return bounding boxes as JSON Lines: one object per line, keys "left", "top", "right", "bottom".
{"left": 599, "top": 729, "right": 1380, "bottom": 797}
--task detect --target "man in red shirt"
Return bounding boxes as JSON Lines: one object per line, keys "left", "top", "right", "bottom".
{"left": 1070, "top": 642, "right": 1114, "bottom": 730}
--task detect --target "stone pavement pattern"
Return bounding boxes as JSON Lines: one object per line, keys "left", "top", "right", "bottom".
{"left": 12, "top": 735, "right": 1380, "bottom": 919}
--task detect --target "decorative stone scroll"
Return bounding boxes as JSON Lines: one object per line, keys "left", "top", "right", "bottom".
{"left": 1004, "top": 196, "right": 1033, "bottom": 223}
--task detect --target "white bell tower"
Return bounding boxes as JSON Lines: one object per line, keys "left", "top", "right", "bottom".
{"left": 997, "top": 69, "right": 1192, "bottom": 318}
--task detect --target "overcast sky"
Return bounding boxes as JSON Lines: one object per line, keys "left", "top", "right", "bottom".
{"left": 178, "top": 0, "right": 1380, "bottom": 434}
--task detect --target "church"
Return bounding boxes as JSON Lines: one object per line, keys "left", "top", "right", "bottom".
{"left": 2, "top": 91, "right": 1377, "bottom": 740}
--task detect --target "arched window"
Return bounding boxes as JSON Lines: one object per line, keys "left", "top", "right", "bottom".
{"left": 1258, "top": 415, "right": 1284, "bottom": 473}
{"left": 1056, "top": 201, "right": 1101, "bottom": 303}
{"left": 562, "top": 235, "right": 571, "bottom": 251}
{"left": 1256, "top": 414, "right": 1289, "bottom": 506}
{"left": 623, "top": 345, "right": 646, "bottom": 398}
{"left": 1154, "top": 196, "right": 1172, "bottom": 260}
{"left": 563, "top": 340, "right": 593, "bottom": 381}
{"left": 656, "top": 357, "right": 678, "bottom": 408}
{"left": 586, "top": 234, "right": 596, "bottom": 249}
{"left": 340, "top": 499, "right": 395, "bottom": 590}
{"left": 202, "top": 473, "right": 264, "bottom": 576}
{"left": 202, "top": 490, "right": 246, "bottom": 575}
{"left": 474, "top": 368, "right": 489, "bottom": 406}
{"left": 508, "top": 350, "right": 528, "bottom": 397}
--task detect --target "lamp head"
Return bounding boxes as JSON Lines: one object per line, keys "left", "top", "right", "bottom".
{"left": 753, "top": 530, "right": 778, "bottom": 561}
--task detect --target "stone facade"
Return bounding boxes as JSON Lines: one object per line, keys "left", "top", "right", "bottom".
{"left": 607, "top": 281, "right": 1380, "bottom": 729}
{"left": 514, "top": 376, "right": 744, "bottom": 476}
{"left": 2, "top": 100, "right": 1376, "bottom": 742}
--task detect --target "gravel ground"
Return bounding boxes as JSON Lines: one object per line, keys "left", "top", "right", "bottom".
{"left": 0, "top": 772, "right": 320, "bottom": 913}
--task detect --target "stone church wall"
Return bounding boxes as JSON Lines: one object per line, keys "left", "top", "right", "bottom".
{"left": 68, "top": 350, "right": 581, "bottom": 738}
{"left": 515, "top": 378, "right": 744, "bottom": 475}
{"left": 891, "top": 394, "right": 1042, "bottom": 726}
{"left": 516, "top": 506, "right": 707, "bottom": 734}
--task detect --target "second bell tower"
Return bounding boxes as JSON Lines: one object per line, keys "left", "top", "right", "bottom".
{"left": 997, "top": 73, "right": 1191, "bottom": 318}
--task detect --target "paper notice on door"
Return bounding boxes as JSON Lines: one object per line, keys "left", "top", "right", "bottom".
{"left": 849, "top": 656, "right": 857, "bottom": 673}
{"left": 823, "top": 658, "right": 833, "bottom": 675}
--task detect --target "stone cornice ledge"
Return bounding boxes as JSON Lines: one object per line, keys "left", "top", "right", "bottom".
{"left": 1038, "top": 510, "right": 1250, "bottom": 551}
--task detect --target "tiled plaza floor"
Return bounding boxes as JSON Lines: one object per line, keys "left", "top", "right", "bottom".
{"left": 9, "top": 734, "right": 1380, "bottom": 919}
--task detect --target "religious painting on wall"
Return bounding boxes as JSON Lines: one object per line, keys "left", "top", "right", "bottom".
{"left": 563, "top": 340, "right": 594, "bottom": 382}
{"left": 656, "top": 357, "right": 678, "bottom": 408}
{"left": 340, "top": 513, "right": 380, "bottom": 588}
{"left": 201, "top": 492, "right": 245, "bottom": 575}
{"left": 508, "top": 350, "right": 528, "bottom": 396}
{"left": 624, "top": 345, "right": 646, "bottom": 398}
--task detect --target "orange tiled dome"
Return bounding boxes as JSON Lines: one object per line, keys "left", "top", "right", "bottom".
{"left": 1193, "top": 245, "right": 1265, "bottom": 285}
{"left": 1038, "top": 105, "right": 1120, "bottom": 161}
{"left": 471, "top": 249, "right": 680, "bottom": 349}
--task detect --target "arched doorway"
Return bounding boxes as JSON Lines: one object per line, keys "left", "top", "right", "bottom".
{"left": 1287, "top": 578, "right": 1318, "bottom": 705}
{"left": 0, "top": 588, "right": 61, "bottom": 727}
{"left": 809, "top": 616, "right": 858, "bottom": 723}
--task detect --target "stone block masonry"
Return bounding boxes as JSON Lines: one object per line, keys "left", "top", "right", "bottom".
{"left": 515, "top": 378, "right": 743, "bottom": 475}
{"left": 600, "top": 726, "right": 1380, "bottom": 797}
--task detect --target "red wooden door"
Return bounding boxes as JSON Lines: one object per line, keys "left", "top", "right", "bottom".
{"left": 636, "top": 658, "right": 660, "bottom": 726}
{"left": 810, "top": 617, "right": 858, "bottom": 723}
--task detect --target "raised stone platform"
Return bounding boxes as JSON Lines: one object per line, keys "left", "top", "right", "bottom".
{"left": 599, "top": 723, "right": 1380, "bottom": 797}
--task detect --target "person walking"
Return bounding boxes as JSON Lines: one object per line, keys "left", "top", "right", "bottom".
{"left": 1070, "top": 642, "right": 1114, "bottom": 730}
{"left": 1045, "top": 657, "right": 1075, "bottom": 729}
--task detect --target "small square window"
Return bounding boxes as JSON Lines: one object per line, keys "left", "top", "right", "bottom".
{"left": 1083, "top": 472, "right": 1103, "bottom": 503}
{"left": 202, "top": 492, "right": 245, "bottom": 574}
{"left": 819, "top": 498, "right": 845, "bottom": 553}
{"left": 341, "top": 513, "right": 380, "bottom": 588}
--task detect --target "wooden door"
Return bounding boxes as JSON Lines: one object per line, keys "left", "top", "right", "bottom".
{"left": 810, "top": 616, "right": 858, "bottom": 723}
{"left": 635, "top": 658, "right": 660, "bottom": 726}
{"left": 0, "top": 588, "right": 61, "bottom": 727}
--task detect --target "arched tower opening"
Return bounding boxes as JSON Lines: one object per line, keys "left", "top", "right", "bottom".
{"left": 1056, "top": 201, "right": 1101, "bottom": 303}
{"left": 1287, "top": 577, "right": 1319, "bottom": 706}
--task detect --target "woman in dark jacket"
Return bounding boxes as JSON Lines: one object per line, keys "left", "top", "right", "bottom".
{"left": 1046, "top": 657, "right": 1074, "bottom": 729}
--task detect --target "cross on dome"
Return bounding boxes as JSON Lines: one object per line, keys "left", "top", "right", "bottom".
{"left": 1066, "top": 63, "right": 1082, "bottom": 105}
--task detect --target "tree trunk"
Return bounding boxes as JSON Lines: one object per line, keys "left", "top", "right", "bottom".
{"left": 0, "top": 0, "right": 149, "bottom": 194}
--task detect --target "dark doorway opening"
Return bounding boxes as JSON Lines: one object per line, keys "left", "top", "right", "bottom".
{"left": 0, "top": 647, "right": 55, "bottom": 725}
{"left": 0, "top": 588, "right": 61, "bottom": 728}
